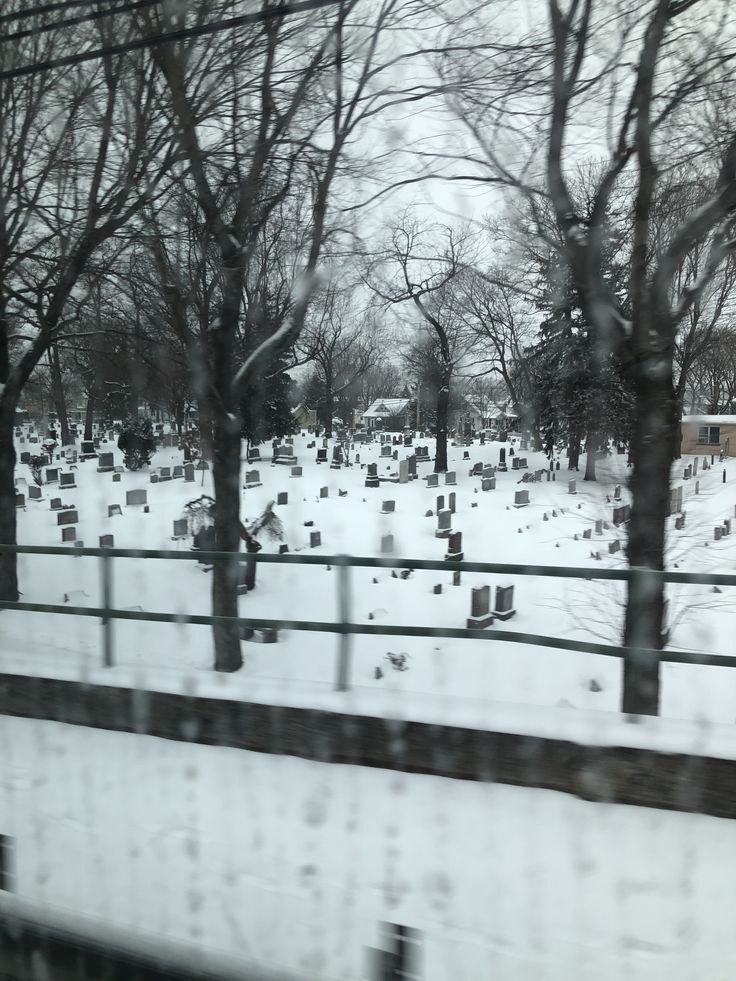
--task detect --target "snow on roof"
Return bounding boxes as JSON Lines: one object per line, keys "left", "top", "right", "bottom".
{"left": 683, "top": 415, "right": 736, "bottom": 425}
{"left": 363, "top": 398, "right": 412, "bottom": 418}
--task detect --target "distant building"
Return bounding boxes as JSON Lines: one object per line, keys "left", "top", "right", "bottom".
{"left": 681, "top": 415, "right": 736, "bottom": 456}
{"left": 362, "top": 398, "right": 415, "bottom": 431}
{"left": 454, "top": 397, "right": 518, "bottom": 433}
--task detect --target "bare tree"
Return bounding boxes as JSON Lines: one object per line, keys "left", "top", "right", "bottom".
{"left": 372, "top": 218, "right": 473, "bottom": 472}
{"left": 438, "top": 0, "right": 736, "bottom": 713}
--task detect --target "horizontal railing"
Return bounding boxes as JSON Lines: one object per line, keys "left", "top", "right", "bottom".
{"left": 1, "top": 544, "right": 735, "bottom": 707}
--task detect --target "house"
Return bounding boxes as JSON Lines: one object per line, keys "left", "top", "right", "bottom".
{"left": 362, "top": 398, "right": 415, "bottom": 431}
{"left": 291, "top": 403, "right": 317, "bottom": 429}
{"left": 454, "top": 397, "right": 518, "bottom": 434}
{"left": 681, "top": 415, "right": 736, "bottom": 456}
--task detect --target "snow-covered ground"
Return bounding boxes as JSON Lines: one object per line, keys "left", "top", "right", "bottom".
{"left": 3, "top": 713, "right": 736, "bottom": 981}
{"left": 4, "top": 430, "right": 736, "bottom": 730}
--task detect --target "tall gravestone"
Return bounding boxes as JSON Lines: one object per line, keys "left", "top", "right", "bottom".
{"left": 466, "top": 585, "right": 494, "bottom": 629}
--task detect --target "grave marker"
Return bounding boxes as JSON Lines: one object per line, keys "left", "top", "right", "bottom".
{"left": 320, "top": 486, "right": 329, "bottom": 498}
{"left": 466, "top": 585, "right": 494, "bottom": 629}
{"left": 444, "top": 471, "right": 456, "bottom": 485}
{"left": 291, "top": 466, "right": 303, "bottom": 478}
{"left": 244, "top": 470, "right": 262, "bottom": 488}
{"left": 99, "top": 534, "right": 114, "bottom": 548}
{"left": 57, "top": 509, "right": 78, "bottom": 526}
{"left": 96, "top": 452, "right": 115, "bottom": 473}
{"left": 61, "top": 526, "right": 76, "bottom": 542}
{"left": 365, "top": 463, "right": 379, "bottom": 488}
{"left": 513, "top": 490, "right": 529, "bottom": 508}
{"left": 50, "top": 498, "right": 62, "bottom": 510}
{"left": 184, "top": 463, "right": 195, "bottom": 482}
{"left": 277, "top": 492, "right": 288, "bottom": 505}
{"left": 126, "top": 489, "right": 147, "bottom": 507}
{"left": 492, "top": 585, "right": 515, "bottom": 621}
{"left": 568, "top": 479, "right": 576, "bottom": 495}
{"left": 426, "top": 473, "right": 439, "bottom": 488}
{"left": 381, "top": 534, "right": 394, "bottom": 554}
{"left": 445, "top": 530, "right": 463, "bottom": 561}
{"left": 28, "top": 485, "right": 42, "bottom": 500}
{"left": 310, "top": 531, "right": 321, "bottom": 548}
{"left": 59, "top": 472, "right": 76, "bottom": 489}
{"left": 481, "top": 477, "right": 496, "bottom": 491}
{"left": 45, "top": 467, "right": 59, "bottom": 483}
{"left": 381, "top": 500, "right": 395, "bottom": 514}
{"left": 434, "top": 508, "right": 452, "bottom": 539}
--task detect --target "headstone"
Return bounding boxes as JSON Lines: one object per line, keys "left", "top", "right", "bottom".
{"left": 583, "top": 528, "right": 592, "bottom": 539}
{"left": 435, "top": 508, "right": 452, "bottom": 539}
{"left": 291, "top": 466, "right": 303, "bottom": 478}
{"left": 674, "top": 515, "right": 685, "bottom": 531}
{"left": 492, "top": 585, "right": 515, "bottom": 621}
{"left": 692, "top": 458, "right": 698, "bottom": 475}
{"left": 50, "top": 498, "right": 62, "bottom": 510}
{"left": 449, "top": 492, "right": 456, "bottom": 514}
{"left": 247, "top": 448, "right": 261, "bottom": 464}
{"left": 725, "top": 518, "right": 732, "bottom": 536}
{"left": 61, "top": 526, "right": 76, "bottom": 542}
{"left": 28, "top": 485, "right": 42, "bottom": 500}
{"left": 381, "top": 500, "right": 395, "bottom": 514}
{"left": 467, "top": 585, "right": 494, "bottom": 629}
{"left": 512, "top": 458, "right": 520, "bottom": 471}
{"left": 381, "top": 534, "right": 394, "bottom": 554}
{"left": 184, "top": 463, "right": 195, "bottom": 482}
{"left": 613, "top": 506, "right": 627, "bottom": 525}
{"left": 568, "top": 479, "right": 576, "bottom": 495}
{"left": 172, "top": 519, "right": 188, "bottom": 539}
{"left": 316, "top": 448, "right": 328, "bottom": 463}
{"left": 608, "top": 539, "right": 621, "bottom": 554}
{"left": 426, "top": 473, "right": 439, "bottom": 488}
{"left": 715, "top": 526, "right": 723, "bottom": 541}
{"left": 436, "top": 495, "right": 445, "bottom": 514}
{"left": 59, "top": 472, "right": 76, "bottom": 489}
{"left": 407, "top": 456, "right": 416, "bottom": 479}
{"left": 80, "top": 440, "right": 97, "bottom": 460}
{"left": 244, "top": 470, "right": 261, "bottom": 488}
{"left": 331, "top": 445, "right": 343, "bottom": 469}
{"left": 514, "top": 490, "right": 529, "bottom": 507}
{"left": 45, "top": 467, "right": 59, "bottom": 483}
{"left": 399, "top": 460, "right": 409, "bottom": 484}
{"left": 57, "top": 509, "right": 78, "bottom": 526}
{"left": 99, "top": 534, "right": 114, "bottom": 548}
{"left": 445, "top": 530, "right": 463, "bottom": 561}
{"left": 695, "top": 480, "right": 699, "bottom": 495}
{"left": 112, "top": 473, "right": 121, "bottom": 483}
{"left": 15, "top": 493, "right": 25, "bottom": 508}
{"left": 126, "top": 489, "right": 147, "bottom": 506}
{"left": 96, "top": 452, "right": 115, "bottom": 473}
{"left": 310, "top": 531, "right": 321, "bottom": 548}
{"left": 320, "top": 486, "right": 329, "bottom": 498}
{"left": 381, "top": 444, "right": 392, "bottom": 458}
{"left": 20, "top": 452, "right": 31, "bottom": 464}
{"left": 498, "top": 448, "right": 506, "bottom": 471}
{"left": 172, "top": 465, "right": 184, "bottom": 479}
{"left": 482, "top": 476, "right": 496, "bottom": 491}
{"left": 150, "top": 473, "right": 159, "bottom": 484}
{"left": 365, "top": 463, "right": 379, "bottom": 488}
{"left": 614, "top": 485, "right": 621, "bottom": 500}
{"left": 444, "top": 471, "right": 456, "bottom": 485}
{"left": 595, "top": 519, "right": 603, "bottom": 535}
{"left": 277, "top": 492, "right": 288, "bottom": 505}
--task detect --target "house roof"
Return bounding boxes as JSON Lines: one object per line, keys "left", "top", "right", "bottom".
{"left": 363, "top": 398, "right": 412, "bottom": 418}
{"left": 683, "top": 415, "right": 736, "bottom": 425}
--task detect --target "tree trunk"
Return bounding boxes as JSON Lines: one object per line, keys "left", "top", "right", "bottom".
{"left": 84, "top": 391, "right": 95, "bottom": 442}
{"left": 0, "top": 400, "right": 19, "bottom": 601}
{"left": 197, "top": 397, "right": 214, "bottom": 462}
{"left": 583, "top": 428, "right": 598, "bottom": 481}
{"left": 622, "top": 373, "right": 674, "bottom": 715}
{"left": 211, "top": 415, "right": 243, "bottom": 672}
{"left": 434, "top": 374, "right": 450, "bottom": 473}
{"left": 567, "top": 431, "right": 581, "bottom": 470}
{"left": 49, "top": 345, "right": 70, "bottom": 445}
{"left": 323, "top": 377, "right": 334, "bottom": 439}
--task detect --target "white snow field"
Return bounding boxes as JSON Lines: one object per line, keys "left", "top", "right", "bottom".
{"left": 4, "top": 430, "right": 736, "bottom": 728}
{"left": 3, "top": 713, "right": 736, "bottom": 981}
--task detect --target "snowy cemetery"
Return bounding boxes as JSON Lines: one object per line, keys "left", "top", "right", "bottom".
{"left": 6, "top": 419, "right": 736, "bottom": 727}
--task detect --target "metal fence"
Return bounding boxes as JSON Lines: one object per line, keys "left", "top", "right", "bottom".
{"left": 1, "top": 543, "right": 736, "bottom": 711}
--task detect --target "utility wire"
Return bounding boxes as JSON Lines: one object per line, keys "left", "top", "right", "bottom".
{"left": 2, "top": 0, "right": 162, "bottom": 44}
{"left": 0, "top": 0, "right": 346, "bottom": 80}
{"left": 0, "top": 1, "right": 100, "bottom": 26}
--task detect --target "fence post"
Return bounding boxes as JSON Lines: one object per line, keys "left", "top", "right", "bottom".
{"left": 335, "top": 555, "right": 352, "bottom": 692}
{"left": 100, "top": 551, "right": 114, "bottom": 668}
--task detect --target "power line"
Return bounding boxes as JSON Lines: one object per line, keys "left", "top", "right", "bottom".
{"left": 0, "top": 1, "right": 99, "bottom": 26}
{"left": 0, "top": 0, "right": 347, "bottom": 80}
{"left": 2, "top": 0, "right": 162, "bottom": 44}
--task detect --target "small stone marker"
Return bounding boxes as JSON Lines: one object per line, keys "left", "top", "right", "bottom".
{"left": 435, "top": 508, "right": 452, "bottom": 539}
{"left": 320, "top": 486, "right": 329, "bottom": 498}
{"left": 381, "top": 534, "right": 394, "bottom": 554}
{"left": 433, "top": 583, "right": 442, "bottom": 595}
{"left": 310, "top": 531, "right": 321, "bottom": 548}
{"left": 126, "top": 489, "right": 147, "bottom": 506}
{"left": 452, "top": 570, "right": 461, "bottom": 586}
{"left": 493, "top": 585, "right": 515, "bottom": 620}
{"left": 277, "top": 492, "right": 288, "bottom": 505}
{"left": 150, "top": 473, "right": 159, "bottom": 484}
{"left": 568, "top": 478, "right": 576, "bottom": 495}
{"left": 172, "top": 519, "right": 188, "bottom": 539}
{"left": 695, "top": 480, "right": 699, "bottom": 495}
{"left": 674, "top": 515, "right": 685, "bottom": 531}
{"left": 467, "top": 585, "right": 494, "bottom": 629}
{"left": 99, "top": 534, "right": 114, "bottom": 548}
{"left": 57, "top": 509, "right": 78, "bottom": 526}
{"left": 614, "top": 484, "right": 621, "bottom": 500}
{"left": 514, "top": 490, "right": 529, "bottom": 508}
{"left": 112, "top": 473, "right": 121, "bottom": 483}
{"left": 15, "top": 493, "right": 25, "bottom": 508}
{"left": 445, "top": 530, "right": 463, "bottom": 561}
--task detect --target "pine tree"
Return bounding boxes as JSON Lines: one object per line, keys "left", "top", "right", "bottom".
{"left": 117, "top": 415, "right": 156, "bottom": 470}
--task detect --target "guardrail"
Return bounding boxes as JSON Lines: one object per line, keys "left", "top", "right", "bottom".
{"left": 1, "top": 544, "right": 735, "bottom": 713}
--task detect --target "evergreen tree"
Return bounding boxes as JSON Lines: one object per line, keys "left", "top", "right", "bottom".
{"left": 117, "top": 415, "right": 156, "bottom": 470}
